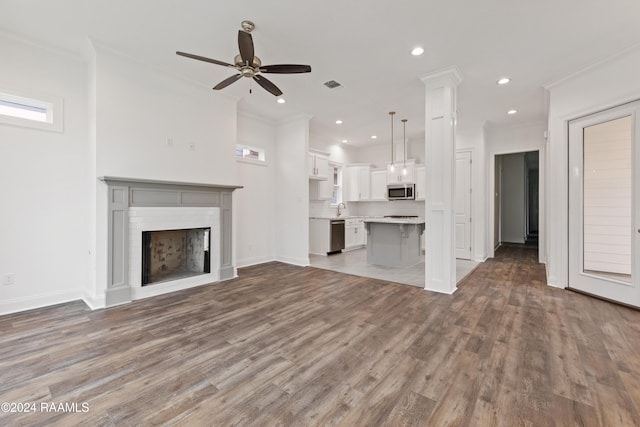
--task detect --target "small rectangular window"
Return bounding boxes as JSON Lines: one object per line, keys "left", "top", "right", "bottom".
{"left": 331, "top": 165, "right": 343, "bottom": 205}
{"left": 235, "top": 143, "right": 267, "bottom": 165}
{"left": 0, "top": 89, "right": 62, "bottom": 132}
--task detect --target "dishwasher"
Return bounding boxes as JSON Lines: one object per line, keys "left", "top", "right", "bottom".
{"left": 329, "top": 219, "right": 345, "bottom": 254}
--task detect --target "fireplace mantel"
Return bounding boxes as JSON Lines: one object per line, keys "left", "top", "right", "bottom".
{"left": 99, "top": 177, "right": 242, "bottom": 307}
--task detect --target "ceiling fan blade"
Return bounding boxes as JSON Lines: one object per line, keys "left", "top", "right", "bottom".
{"left": 238, "top": 30, "right": 255, "bottom": 65}
{"left": 253, "top": 75, "right": 283, "bottom": 96}
{"left": 259, "top": 64, "right": 312, "bottom": 74}
{"left": 213, "top": 74, "right": 242, "bottom": 90}
{"left": 176, "top": 51, "right": 235, "bottom": 68}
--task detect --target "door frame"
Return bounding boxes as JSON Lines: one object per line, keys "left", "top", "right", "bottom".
{"left": 488, "top": 147, "right": 546, "bottom": 262}
{"left": 567, "top": 101, "right": 639, "bottom": 306}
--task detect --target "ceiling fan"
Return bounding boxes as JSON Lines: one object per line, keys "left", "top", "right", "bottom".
{"left": 176, "top": 20, "right": 311, "bottom": 96}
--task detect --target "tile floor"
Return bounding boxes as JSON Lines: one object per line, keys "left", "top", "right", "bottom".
{"left": 309, "top": 248, "right": 479, "bottom": 288}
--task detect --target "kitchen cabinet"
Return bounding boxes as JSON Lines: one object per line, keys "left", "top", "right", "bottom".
{"left": 309, "top": 165, "right": 334, "bottom": 200}
{"left": 309, "top": 218, "right": 330, "bottom": 255}
{"left": 415, "top": 165, "right": 426, "bottom": 201}
{"left": 308, "top": 153, "right": 329, "bottom": 180}
{"left": 345, "top": 217, "right": 366, "bottom": 250}
{"left": 344, "top": 164, "right": 371, "bottom": 201}
{"left": 370, "top": 169, "right": 388, "bottom": 201}
{"left": 387, "top": 159, "right": 416, "bottom": 184}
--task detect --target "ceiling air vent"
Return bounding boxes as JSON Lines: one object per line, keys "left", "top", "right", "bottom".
{"left": 323, "top": 80, "right": 342, "bottom": 89}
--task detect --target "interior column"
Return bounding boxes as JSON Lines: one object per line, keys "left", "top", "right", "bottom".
{"left": 421, "top": 67, "right": 462, "bottom": 294}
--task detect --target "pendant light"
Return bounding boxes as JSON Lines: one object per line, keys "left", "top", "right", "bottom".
{"left": 389, "top": 111, "right": 396, "bottom": 172}
{"left": 401, "top": 119, "right": 408, "bottom": 176}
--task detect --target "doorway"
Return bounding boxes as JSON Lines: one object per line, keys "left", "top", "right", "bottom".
{"left": 568, "top": 101, "right": 639, "bottom": 307}
{"left": 495, "top": 151, "right": 540, "bottom": 249}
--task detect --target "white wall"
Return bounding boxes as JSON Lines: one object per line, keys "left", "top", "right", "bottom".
{"left": 351, "top": 138, "right": 424, "bottom": 167}
{"left": 500, "top": 152, "right": 526, "bottom": 243}
{"left": 275, "top": 115, "right": 311, "bottom": 265}
{"left": 235, "top": 112, "right": 277, "bottom": 267}
{"left": 89, "top": 43, "right": 239, "bottom": 305}
{"left": 0, "top": 35, "right": 91, "bottom": 314}
{"left": 93, "top": 45, "right": 237, "bottom": 182}
{"left": 546, "top": 45, "right": 640, "bottom": 287}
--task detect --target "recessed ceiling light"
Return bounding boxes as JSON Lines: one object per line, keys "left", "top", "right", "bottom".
{"left": 335, "top": 120, "right": 343, "bottom": 124}
{"left": 507, "top": 109, "right": 517, "bottom": 115}
{"left": 371, "top": 135, "right": 377, "bottom": 139}
{"left": 411, "top": 47, "right": 424, "bottom": 56}
{"left": 497, "top": 77, "right": 511, "bottom": 85}
{"left": 277, "top": 98, "right": 285, "bottom": 104}
{"left": 341, "top": 139, "right": 348, "bottom": 143}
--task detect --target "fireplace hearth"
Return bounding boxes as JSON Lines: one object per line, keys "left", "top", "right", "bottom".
{"left": 141, "top": 228, "right": 211, "bottom": 286}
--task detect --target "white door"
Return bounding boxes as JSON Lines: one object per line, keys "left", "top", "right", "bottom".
{"left": 455, "top": 151, "right": 472, "bottom": 259}
{"left": 568, "top": 101, "right": 640, "bottom": 307}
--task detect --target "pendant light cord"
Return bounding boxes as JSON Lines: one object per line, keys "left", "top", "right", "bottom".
{"left": 389, "top": 112, "right": 396, "bottom": 171}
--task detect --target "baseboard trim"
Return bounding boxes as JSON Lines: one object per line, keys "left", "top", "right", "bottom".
{"left": 82, "top": 293, "right": 106, "bottom": 310}
{"left": 275, "top": 256, "right": 310, "bottom": 267}
{"left": 236, "top": 256, "right": 276, "bottom": 268}
{"left": 0, "top": 289, "right": 83, "bottom": 316}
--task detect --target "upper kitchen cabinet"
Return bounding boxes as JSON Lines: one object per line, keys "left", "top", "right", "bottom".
{"left": 387, "top": 159, "right": 416, "bottom": 184}
{"left": 344, "top": 164, "right": 371, "bottom": 202}
{"left": 370, "top": 169, "right": 388, "bottom": 201}
{"left": 308, "top": 152, "right": 329, "bottom": 180}
{"left": 415, "top": 165, "right": 426, "bottom": 201}
{"left": 310, "top": 164, "right": 334, "bottom": 200}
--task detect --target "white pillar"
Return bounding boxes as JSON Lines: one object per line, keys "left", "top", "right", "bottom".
{"left": 421, "top": 67, "right": 462, "bottom": 294}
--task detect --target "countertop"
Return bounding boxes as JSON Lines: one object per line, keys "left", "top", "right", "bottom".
{"left": 363, "top": 217, "right": 425, "bottom": 224}
{"left": 309, "top": 216, "right": 370, "bottom": 220}
{"left": 310, "top": 216, "right": 425, "bottom": 224}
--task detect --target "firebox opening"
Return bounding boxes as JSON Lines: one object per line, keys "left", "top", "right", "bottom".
{"left": 141, "top": 227, "right": 211, "bottom": 286}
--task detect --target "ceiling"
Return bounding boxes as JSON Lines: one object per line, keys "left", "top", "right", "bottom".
{"left": 2, "top": 0, "right": 640, "bottom": 147}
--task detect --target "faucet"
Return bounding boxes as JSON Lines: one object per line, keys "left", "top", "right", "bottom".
{"left": 336, "top": 202, "right": 346, "bottom": 217}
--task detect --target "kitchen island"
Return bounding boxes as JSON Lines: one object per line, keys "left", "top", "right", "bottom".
{"left": 363, "top": 217, "right": 425, "bottom": 268}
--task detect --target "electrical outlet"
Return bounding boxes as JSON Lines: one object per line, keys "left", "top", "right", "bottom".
{"left": 166, "top": 137, "right": 174, "bottom": 147}
{"left": 188, "top": 142, "right": 195, "bottom": 151}
{"left": 3, "top": 273, "right": 15, "bottom": 286}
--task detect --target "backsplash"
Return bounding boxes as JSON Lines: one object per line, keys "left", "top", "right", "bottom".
{"left": 309, "top": 199, "right": 424, "bottom": 218}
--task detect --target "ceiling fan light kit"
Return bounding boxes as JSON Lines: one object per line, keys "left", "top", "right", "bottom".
{"left": 176, "top": 20, "right": 311, "bottom": 96}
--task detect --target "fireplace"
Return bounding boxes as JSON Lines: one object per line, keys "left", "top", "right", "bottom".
{"left": 99, "top": 176, "right": 241, "bottom": 308}
{"left": 141, "top": 227, "right": 211, "bottom": 286}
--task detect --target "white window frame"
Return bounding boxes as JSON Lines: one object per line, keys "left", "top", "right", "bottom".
{"left": 329, "top": 163, "right": 343, "bottom": 206}
{"left": 0, "top": 88, "right": 63, "bottom": 132}
{"left": 235, "top": 143, "right": 268, "bottom": 166}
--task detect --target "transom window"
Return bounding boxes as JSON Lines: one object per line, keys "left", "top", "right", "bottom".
{"left": 0, "top": 90, "right": 62, "bottom": 132}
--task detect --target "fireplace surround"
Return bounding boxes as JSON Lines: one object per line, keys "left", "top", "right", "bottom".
{"left": 99, "top": 177, "right": 242, "bottom": 307}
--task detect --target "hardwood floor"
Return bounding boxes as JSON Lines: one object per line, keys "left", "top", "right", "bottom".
{"left": 1, "top": 247, "right": 640, "bottom": 426}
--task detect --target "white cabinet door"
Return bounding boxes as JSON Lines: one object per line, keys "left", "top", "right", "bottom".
{"left": 415, "top": 166, "right": 426, "bottom": 201}
{"left": 344, "top": 165, "right": 371, "bottom": 201}
{"left": 315, "top": 155, "right": 329, "bottom": 180}
{"left": 370, "top": 170, "right": 388, "bottom": 201}
{"left": 353, "top": 220, "right": 365, "bottom": 246}
{"left": 345, "top": 224, "right": 357, "bottom": 249}
{"left": 309, "top": 153, "right": 329, "bottom": 180}
{"left": 345, "top": 218, "right": 366, "bottom": 249}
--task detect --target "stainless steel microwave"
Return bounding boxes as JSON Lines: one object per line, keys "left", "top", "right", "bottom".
{"left": 387, "top": 184, "right": 415, "bottom": 200}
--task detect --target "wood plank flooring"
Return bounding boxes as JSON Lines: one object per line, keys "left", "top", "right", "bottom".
{"left": 1, "top": 247, "right": 640, "bottom": 426}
